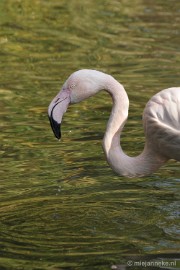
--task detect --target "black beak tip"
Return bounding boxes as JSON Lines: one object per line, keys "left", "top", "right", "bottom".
{"left": 49, "top": 117, "right": 61, "bottom": 140}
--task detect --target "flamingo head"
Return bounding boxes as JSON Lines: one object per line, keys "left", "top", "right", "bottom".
{"left": 48, "top": 69, "right": 107, "bottom": 139}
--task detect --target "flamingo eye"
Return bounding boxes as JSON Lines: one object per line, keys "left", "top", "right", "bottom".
{"left": 69, "top": 83, "right": 76, "bottom": 89}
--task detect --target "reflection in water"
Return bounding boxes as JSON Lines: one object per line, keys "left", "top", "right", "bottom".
{"left": 0, "top": 0, "right": 179, "bottom": 269}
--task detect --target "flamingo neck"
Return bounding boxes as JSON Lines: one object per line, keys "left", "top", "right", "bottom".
{"left": 102, "top": 76, "right": 166, "bottom": 177}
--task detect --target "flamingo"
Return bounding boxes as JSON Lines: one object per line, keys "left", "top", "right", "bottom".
{"left": 48, "top": 69, "right": 180, "bottom": 177}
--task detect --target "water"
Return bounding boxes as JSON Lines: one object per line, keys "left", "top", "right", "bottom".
{"left": 0, "top": 0, "right": 179, "bottom": 269}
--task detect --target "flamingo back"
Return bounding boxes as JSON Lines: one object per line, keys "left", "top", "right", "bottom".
{"left": 143, "top": 87, "right": 180, "bottom": 161}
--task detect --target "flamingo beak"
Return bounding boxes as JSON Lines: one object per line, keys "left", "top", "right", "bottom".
{"left": 48, "top": 89, "right": 71, "bottom": 140}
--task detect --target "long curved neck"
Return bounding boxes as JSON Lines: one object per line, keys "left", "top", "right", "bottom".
{"left": 102, "top": 75, "right": 167, "bottom": 177}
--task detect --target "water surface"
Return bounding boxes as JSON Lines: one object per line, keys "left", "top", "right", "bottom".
{"left": 0, "top": 0, "right": 179, "bottom": 269}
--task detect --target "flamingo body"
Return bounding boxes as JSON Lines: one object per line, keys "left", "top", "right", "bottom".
{"left": 143, "top": 87, "right": 180, "bottom": 161}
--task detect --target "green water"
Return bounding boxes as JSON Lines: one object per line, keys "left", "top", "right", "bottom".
{"left": 0, "top": 0, "right": 179, "bottom": 269}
